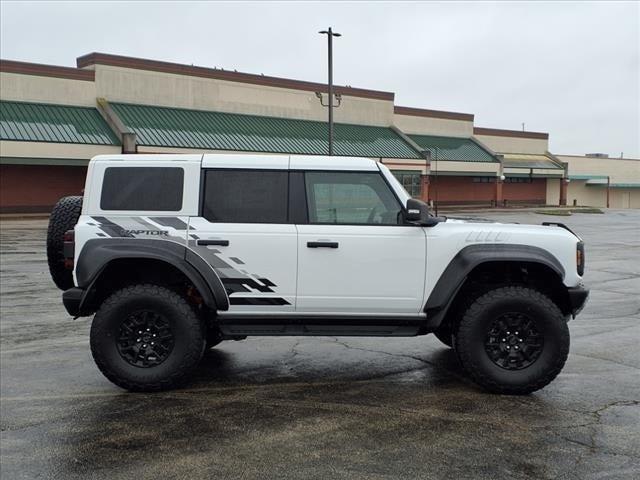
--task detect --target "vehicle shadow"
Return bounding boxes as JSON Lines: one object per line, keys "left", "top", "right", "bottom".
{"left": 52, "top": 344, "right": 569, "bottom": 480}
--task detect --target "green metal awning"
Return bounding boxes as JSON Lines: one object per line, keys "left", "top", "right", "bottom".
{"left": 502, "top": 153, "right": 562, "bottom": 169}
{"left": 586, "top": 182, "right": 640, "bottom": 188}
{"left": 0, "top": 101, "right": 120, "bottom": 145}
{"left": 110, "top": 103, "right": 421, "bottom": 159}
{"left": 569, "top": 174, "right": 609, "bottom": 180}
{"left": 408, "top": 134, "right": 497, "bottom": 163}
{"left": 610, "top": 183, "right": 640, "bottom": 188}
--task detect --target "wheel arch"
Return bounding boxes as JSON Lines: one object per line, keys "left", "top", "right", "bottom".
{"left": 74, "top": 238, "right": 229, "bottom": 315}
{"left": 425, "top": 244, "right": 567, "bottom": 331}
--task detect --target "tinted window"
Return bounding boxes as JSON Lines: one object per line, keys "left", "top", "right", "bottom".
{"left": 203, "top": 170, "right": 288, "bottom": 223}
{"left": 100, "top": 167, "right": 184, "bottom": 211}
{"left": 305, "top": 172, "right": 402, "bottom": 225}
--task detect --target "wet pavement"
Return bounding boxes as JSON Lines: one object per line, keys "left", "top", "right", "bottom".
{"left": 1, "top": 211, "right": 638, "bottom": 479}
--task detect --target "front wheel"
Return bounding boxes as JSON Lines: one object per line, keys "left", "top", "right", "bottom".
{"left": 454, "top": 286, "right": 569, "bottom": 395}
{"left": 90, "top": 284, "right": 206, "bottom": 392}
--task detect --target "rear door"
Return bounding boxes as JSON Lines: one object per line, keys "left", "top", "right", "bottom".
{"left": 295, "top": 168, "right": 427, "bottom": 315}
{"left": 188, "top": 155, "right": 297, "bottom": 313}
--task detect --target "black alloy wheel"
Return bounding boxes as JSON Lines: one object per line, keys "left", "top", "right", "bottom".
{"left": 117, "top": 310, "right": 175, "bottom": 368}
{"left": 484, "top": 312, "right": 544, "bottom": 370}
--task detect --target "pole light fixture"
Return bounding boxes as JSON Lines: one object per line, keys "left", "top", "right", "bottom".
{"left": 319, "top": 27, "right": 341, "bottom": 156}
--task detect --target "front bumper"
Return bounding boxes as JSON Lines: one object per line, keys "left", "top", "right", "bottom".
{"left": 568, "top": 284, "right": 589, "bottom": 317}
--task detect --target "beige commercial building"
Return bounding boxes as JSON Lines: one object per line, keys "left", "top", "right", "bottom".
{"left": 1, "top": 53, "right": 638, "bottom": 212}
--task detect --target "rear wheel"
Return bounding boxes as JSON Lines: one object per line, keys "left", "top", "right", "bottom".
{"left": 90, "top": 284, "right": 206, "bottom": 391}
{"left": 454, "top": 286, "right": 569, "bottom": 395}
{"left": 47, "top": 196, "right": 83, "bottom": 290}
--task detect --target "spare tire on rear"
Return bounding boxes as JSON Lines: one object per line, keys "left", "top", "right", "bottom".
{"left": 47, "top": 196, "right": 83, "bottom": 290}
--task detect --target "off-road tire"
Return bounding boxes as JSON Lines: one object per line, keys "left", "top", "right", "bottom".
{"left": 454, "top": 286, "right": 569, "bottom": 395}
{"left": 47, "top": 195, "right": 83, "bottom": 290}
{"left": 90, "top": 284, "right": 206, "bottom": 392}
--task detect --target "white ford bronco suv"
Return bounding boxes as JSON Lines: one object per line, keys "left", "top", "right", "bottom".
{"left": 46, "top": 154, "right": 588, "bottom": 394}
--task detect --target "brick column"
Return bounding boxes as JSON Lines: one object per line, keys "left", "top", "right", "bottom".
{"left": 495, "top": 155, "right": 505, "bottom": 208}
{"left": 420, "top": 174, "right": 430, "bottom": 202}
{"left": 495, "top": 177, "right": 504, "bottom": 208}
{"left": 559, "top": 179, "right": 568, "bottom": 206}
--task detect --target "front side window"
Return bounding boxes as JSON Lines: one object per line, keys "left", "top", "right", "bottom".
{"left": 100, "top": 167, "right": 184, "bottom": 211}
{"left": 203, "top": 170, "right": 288, "bottom": 223}
{"left": 305, "top": 172, "right": 402, "bottom": 225}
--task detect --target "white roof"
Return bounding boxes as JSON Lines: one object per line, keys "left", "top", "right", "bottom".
{"left": 90, "top": 154, "right": 202, "bottom": 164}
{"left": 202, "top": 153, "right": 379, "bottom": 171}
{"left": 92, "top": 153, "right": 380, "bottom": 171}
{"left": 289, "top": 155, "right": 378, "bottom": 171}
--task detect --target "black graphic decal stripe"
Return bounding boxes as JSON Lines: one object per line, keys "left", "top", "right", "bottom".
{"left": 193, "top": 247, "right": 284, "bottom": 305}
{"left": 221, "top": 278, "right": 275, "bottom": 294}
{"left": 132, "top": 216, "right": 161, "bottom": 230}
{"left": 149, "top": 217, "right": 188, "bottom": 230}
{"left": 91, "top": 216, "right": 134, "bottom": 237}
{"left": 229, "top": 297, "right": 290, "bottom": 306}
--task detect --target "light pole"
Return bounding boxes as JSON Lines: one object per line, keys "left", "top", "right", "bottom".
{"left": 319, "top": 27, "right": 341, "bottom": 156}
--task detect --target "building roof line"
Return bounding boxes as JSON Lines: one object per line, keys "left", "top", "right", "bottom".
{"left": 474, "top": 126, "right": 549, "bottom": 140}
{"left": 0, "top": 59, "right": 95, "bottom": 82}
{"left": 555, "top": 154, "right": 640, "bottom": 161}
{"left": 75, "top": 52, "right": 395, "bottom": 101}
{"left": 394, "top": 105, "right": 474, "bottom": 122}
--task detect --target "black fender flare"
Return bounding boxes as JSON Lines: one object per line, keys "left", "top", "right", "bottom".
{"left": 74, "top": 238, "right": 229, "bottom": 314}
{"left": 424, "top": 244, "right": 565, "bottom": 330}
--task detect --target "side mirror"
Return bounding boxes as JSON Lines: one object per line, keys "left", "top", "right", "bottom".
{"left": 405, "top": 198, "right": 429, "bottom": 222}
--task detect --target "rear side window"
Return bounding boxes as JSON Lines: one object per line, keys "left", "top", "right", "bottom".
{"left": 203, "top": 170, "right": 288, "bottom": 223}
{"left": 100, "top": 167, "right": 184, "bottom": 211}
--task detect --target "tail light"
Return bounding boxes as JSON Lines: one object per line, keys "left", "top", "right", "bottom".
{"left": 576, "top": 241, "right": 585, "bottom": 276}
{"left": 63, "top": 230, "right": 75, "bottom": 270}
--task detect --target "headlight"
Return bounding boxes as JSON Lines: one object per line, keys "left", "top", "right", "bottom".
{"left": 576, "top": 241, "right": 585, "bottom": 276}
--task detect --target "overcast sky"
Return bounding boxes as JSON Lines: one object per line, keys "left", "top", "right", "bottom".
{"left": 1, "top": 1, "right": 638, "bottom": 157}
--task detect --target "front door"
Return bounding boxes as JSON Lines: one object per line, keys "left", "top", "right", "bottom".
{"left": 189, "top": 167, "right": 297, "bottom": 313}
{"left": 296, "top": 170, "right": 427, "bottom": 315}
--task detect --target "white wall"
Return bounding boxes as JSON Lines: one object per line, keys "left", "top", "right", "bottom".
{"left": 0, "top": 72, "right": 97, "bottom": 107}
{"left": 557, "top": 155, "right": 640, "bottom": 184}
{"left": 566, "top": 181, "right": 607, "bottom": 207}
{"left": 546, "top": 178, "right": 560, "bottom": 205}
{"left": 0, "top": 141, "right": 120, "bottom": 160}
{"left": 475, "top": 134, "right": 549, "bottom": 154}
{"left": 393, "top": 113, "right": 473, "bottom": 137}
{"left": 92, "top": 65, "right": 395, "bottom": 127}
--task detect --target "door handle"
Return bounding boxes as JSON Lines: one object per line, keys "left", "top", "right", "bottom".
{"left": 307, "top": 241, "right": 339, "bottom": 249}
{"left": 197, "top": 239, "right": 229, "bottom": 246}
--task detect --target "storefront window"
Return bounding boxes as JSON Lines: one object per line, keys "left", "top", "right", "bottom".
{"left": 505, "top": 177, "right": 533, "bottom": 183}
{"left": 472, "top": 176, "right": 496, "bottom": 183}
{"left": 391, "top": 171, "right": 422, "bottom": 198}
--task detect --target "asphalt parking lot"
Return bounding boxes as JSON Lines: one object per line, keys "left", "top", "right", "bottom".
{"left": 1, "top": 210, "right": 638, "bottom": 479}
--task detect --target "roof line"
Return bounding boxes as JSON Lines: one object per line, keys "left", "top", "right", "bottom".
{"left": 555, "top": 154, "right": 640, "bottom": 161}
{"left": 394, "top": 105, "right": 474, "bottom": 122}
{"left": 0, "top": 59, "right": 95, "bottom": 82}
{"left": 474, "top": 126, "right": 549, "bottom": 140}
{"left": 75, "top": 52, "right": 395, "bottom": 101}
